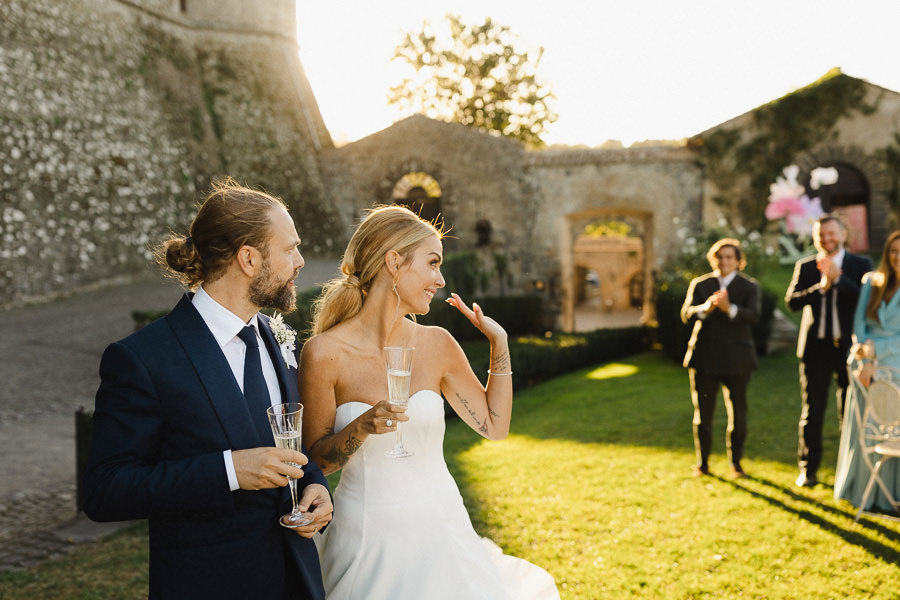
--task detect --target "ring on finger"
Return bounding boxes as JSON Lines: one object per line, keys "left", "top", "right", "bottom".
{"left": 385, "top": 418, "right": 393, "bottom": 427}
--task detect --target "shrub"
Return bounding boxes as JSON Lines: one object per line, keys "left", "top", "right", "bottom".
{"left": 442, "top": 249, "right": 512, "bottom": 297}
{"left": 278, "top": 285, "right": 323, "bottom": 342}
{"left": 417, "top": 294, "right": 546, "bottom": 340}
{"left": 462, "top": 327, "right": 653, "bottom": 390}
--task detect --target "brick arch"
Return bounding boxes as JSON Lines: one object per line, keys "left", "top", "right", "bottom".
{"left": 560, "top": 207, "right": 655, "bottom": 331}
{"left": 375, "top": 160, "right": 455, "bottom": 231}
{"left": 795, "top": 145, "right": 892, "bottom": 249}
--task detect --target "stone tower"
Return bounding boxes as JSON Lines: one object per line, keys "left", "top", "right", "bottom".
{"left": 0, "top": 0, "right": 341, "bottom": 306}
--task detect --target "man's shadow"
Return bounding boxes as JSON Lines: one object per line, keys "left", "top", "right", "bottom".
{"left": 721, "top": 473, "right": 900, "bottom": 562}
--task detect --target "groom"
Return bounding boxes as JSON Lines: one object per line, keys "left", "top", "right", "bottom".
{"left": 83, "top": 178, "right": 332, "bottom": 599}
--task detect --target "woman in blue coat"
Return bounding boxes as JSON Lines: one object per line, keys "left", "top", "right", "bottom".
{"left": 835, "top": 229, "right": 900, "bottom": 512}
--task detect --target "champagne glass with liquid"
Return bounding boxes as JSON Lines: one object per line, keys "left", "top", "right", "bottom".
{"left": 384, "top": 346, "right": 414, "bottom": 458}
{"left": 267, "top": 402, "right": 313, "bottom": 527}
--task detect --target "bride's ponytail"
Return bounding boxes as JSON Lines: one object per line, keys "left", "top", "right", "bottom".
{"left": 310, "top": 205, "right": 446, "bottom": 336}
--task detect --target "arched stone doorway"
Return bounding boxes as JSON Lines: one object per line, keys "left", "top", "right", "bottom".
{"left": 560, "top": 209, "right": 654, "bottom": 332}
{"left": 796, "top": 147, "right": 891, "bottom": 252}
{"left": 803, "top": 162, "right": 871, "bottom": 251}
{"left": 391, "top": 171, "right": 442, "bottom": 224}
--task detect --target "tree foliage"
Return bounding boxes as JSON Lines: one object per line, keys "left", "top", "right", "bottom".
{"left": 388, "top": 14, "right": 557, "bottom": 147}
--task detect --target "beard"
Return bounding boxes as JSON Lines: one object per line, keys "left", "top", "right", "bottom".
{"left": 249, "top": 260, "right": 297, "bottom": 313}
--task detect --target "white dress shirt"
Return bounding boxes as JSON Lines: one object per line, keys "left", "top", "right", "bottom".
{"left": 699, "top": 270, "right": 739, "bottom": 319}
{"left": 192, "top": 286, "right": 282, "bottom": 491}
{"left": 817, "top": 248, "right": 845, "bottom": 340}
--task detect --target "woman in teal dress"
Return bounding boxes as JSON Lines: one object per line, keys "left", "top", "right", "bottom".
{"left": 835, "top": 230, "right": 900, "bottom": 512}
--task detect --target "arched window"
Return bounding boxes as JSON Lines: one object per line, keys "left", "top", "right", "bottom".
{"left": 805, "top": 162, "right": 870, "bottom": 252}
{"left": 391, "top": 172, "right": 442, "bottom": 224}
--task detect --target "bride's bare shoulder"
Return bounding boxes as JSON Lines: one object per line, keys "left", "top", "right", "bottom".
{"left": 300, "top": 329, "right": 349, "bottom": 364}
{"left": 414, "top": 321, "right": 458, "bottom": 348}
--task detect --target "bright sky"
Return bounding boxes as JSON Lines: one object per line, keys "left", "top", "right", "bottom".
{"left": 296, "top": 0, "right": 900, "bottom": 147}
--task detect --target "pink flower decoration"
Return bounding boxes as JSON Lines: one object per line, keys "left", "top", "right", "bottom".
{"left": 765, "top": 196, "right": 804, "bottom": 220}
{"left": 784, "top": 196, "right": 825, "bottom": 235}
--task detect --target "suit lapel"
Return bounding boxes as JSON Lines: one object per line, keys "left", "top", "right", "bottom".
{"left": 699, "top": 276, "right": 719, "bottom": 298}
{"left": 166, "top": 294, "right": 265, "bottom": 450}
{"left": 257, "top": 313, "right": 299, "bottom": 406}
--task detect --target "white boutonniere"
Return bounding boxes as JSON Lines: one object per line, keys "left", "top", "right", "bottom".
{"left": 270, "top": 313, "right": 298, "bottom": 369}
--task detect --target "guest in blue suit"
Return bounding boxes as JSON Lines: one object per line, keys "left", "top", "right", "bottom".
{"left": 83, "top": 178, "right": 332, "bottom": 600}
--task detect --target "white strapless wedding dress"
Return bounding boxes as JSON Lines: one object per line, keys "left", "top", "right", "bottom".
{"left": 315, "top": 390, "right": 559, "bottom": 600}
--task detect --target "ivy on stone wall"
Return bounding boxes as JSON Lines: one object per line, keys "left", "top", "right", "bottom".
{"left": 690, "top": 69, "right": 876, "bottom": 229}
{"left": 877, "top": 133, "right": 900, "bottom": 211}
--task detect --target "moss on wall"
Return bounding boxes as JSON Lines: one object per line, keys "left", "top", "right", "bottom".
{"left": 692, "top": 69, "right": 877, "bottom": 228}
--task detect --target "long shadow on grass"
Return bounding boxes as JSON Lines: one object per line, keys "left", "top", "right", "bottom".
{"left": 507, "top": 351, "right": 808, "bottom": 466}
{"left": 725, "top": 474, "right": 900, "bottom": 562}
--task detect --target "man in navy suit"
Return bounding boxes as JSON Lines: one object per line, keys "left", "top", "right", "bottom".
{"left": 786, "top": 215, "right": 872, "bottom": 488}
{"left": 83, "top": 178, "right": 332, "bottom": 599}
{"left": 682, "top": 238, "right": 761, "bottom": 478}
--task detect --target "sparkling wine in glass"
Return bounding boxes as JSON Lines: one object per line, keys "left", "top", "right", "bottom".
{"left": 267, "top": 402, "right": 313, "bottom": 528}
{"left": 384, "top": 346, "right": 414, "bottom": 458}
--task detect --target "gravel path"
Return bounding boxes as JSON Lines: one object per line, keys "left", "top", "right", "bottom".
{"left": 0, "top": 260, "right": 339, "bottom": 572}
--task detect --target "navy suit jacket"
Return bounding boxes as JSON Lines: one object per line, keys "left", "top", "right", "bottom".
{"left": 83, "top": 294, "right": 327, "bottom": 600}
{"left": 785, "top": 252, "right": 872, "bottom": 360}
{"left": 681, "top": 272, "right": 760, "bottom": 374}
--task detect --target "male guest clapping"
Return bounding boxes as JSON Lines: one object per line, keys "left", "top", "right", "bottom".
{"left": 786, "top": 215, "right": 872, "bottom": 488}
{"left": 83, "top": 178, "right": 332, "bottom": 599}
{"left": 682, "top": 238, "right": 760, "bottom": 478}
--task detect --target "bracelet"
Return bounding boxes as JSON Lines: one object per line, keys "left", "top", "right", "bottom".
{"left": 487, "top": 369, "right": 513, "bottom": 376}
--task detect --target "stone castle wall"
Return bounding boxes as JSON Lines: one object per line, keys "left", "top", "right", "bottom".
{"left": 323, "top": 115, "right": 543, "bottom": 290}
{"left": 328, "top": 118, "right": 703, "bottom": 307}
{"left": 0, "top": 0, "right": 340, "bottom": 307}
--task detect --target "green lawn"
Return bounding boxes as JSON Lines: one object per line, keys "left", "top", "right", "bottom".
{"left": 445, "top": 350, "right": 900, "bottom": 599}
{"left": 3, "top": 350, "right": 899, "bottom": 599}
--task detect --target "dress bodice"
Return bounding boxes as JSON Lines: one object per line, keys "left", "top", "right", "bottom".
{"left": 318, "top": 390, "right": 559, "bottom": 600}
{"left": 333, "top": 390, "right": 455, "bottom": 507}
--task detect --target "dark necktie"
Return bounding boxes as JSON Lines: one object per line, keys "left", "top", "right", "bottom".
{"left": 237, "top": 325, "right": 275, "bottom": 445}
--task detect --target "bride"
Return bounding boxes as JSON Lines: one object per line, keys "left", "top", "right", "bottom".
{"left": 299, "top": 205, "right": 559, "bottom": 599}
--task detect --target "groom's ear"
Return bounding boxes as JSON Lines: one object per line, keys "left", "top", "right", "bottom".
{"left": 236, "top": 244, "right": 263, "bottom": 277}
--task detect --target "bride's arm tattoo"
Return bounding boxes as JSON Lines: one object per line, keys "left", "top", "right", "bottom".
{"left": 315, "top": 427, "right": 363, "bottom": 468}
{"left": 455, "top": 392, "right": 488, "bottom": 434}
{"left": 490, "top": 350, "right": 510, "bottom": 372}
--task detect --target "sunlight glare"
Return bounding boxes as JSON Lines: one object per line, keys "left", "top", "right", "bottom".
{"left": 587, "top": 363, "right": 639, "bottom": 380}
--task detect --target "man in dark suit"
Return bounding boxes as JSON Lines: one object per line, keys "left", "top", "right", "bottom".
{"left": 83, "top": 179, "right": 333, "bottom": 599}
{"left": 786, "top": 214, "right": 872, "bottom": 488}
{"left": 682, "top": 238, "right": 760, "bottom": 478}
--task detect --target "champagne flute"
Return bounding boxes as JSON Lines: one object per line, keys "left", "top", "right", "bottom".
{"left": 266, "top": 402, "right": 313, "bottom": 527}
{"left": 384, "top": 346, "right": 414, "bottom": 458}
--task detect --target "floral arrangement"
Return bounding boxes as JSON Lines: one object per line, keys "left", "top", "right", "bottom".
{"left": 269, "top": 312, "right": 298, "bottom": 369}
{"left": 764, "top": 164, "right": 838, "bottom": 262}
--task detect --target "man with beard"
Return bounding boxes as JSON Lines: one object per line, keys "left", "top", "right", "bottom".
{"left": 83, "top": 178, "right": 333, "bottom": 600}
{"left": 786, "top": 214, "right": 872, "bottom": 488}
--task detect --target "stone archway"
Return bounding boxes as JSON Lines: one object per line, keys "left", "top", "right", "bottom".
{"left": 560, "top": 209, "right": 655, "bottom": 332}
{"left": 795, "top": 146, "right": 891, "bottom": 251}
{"left": 391, "top": 171, "right": 442, "bottom": 224}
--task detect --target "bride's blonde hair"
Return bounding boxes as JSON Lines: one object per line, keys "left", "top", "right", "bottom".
{"left": 311, "top": 205, "right": 446, "bottom": 335}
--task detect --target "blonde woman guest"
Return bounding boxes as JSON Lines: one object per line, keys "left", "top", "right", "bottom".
{"left": 834, "top": 229, "right": 900, "bottom": 511}
{"left": 300, "top": 205, "right": 559, "bottom": 600}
